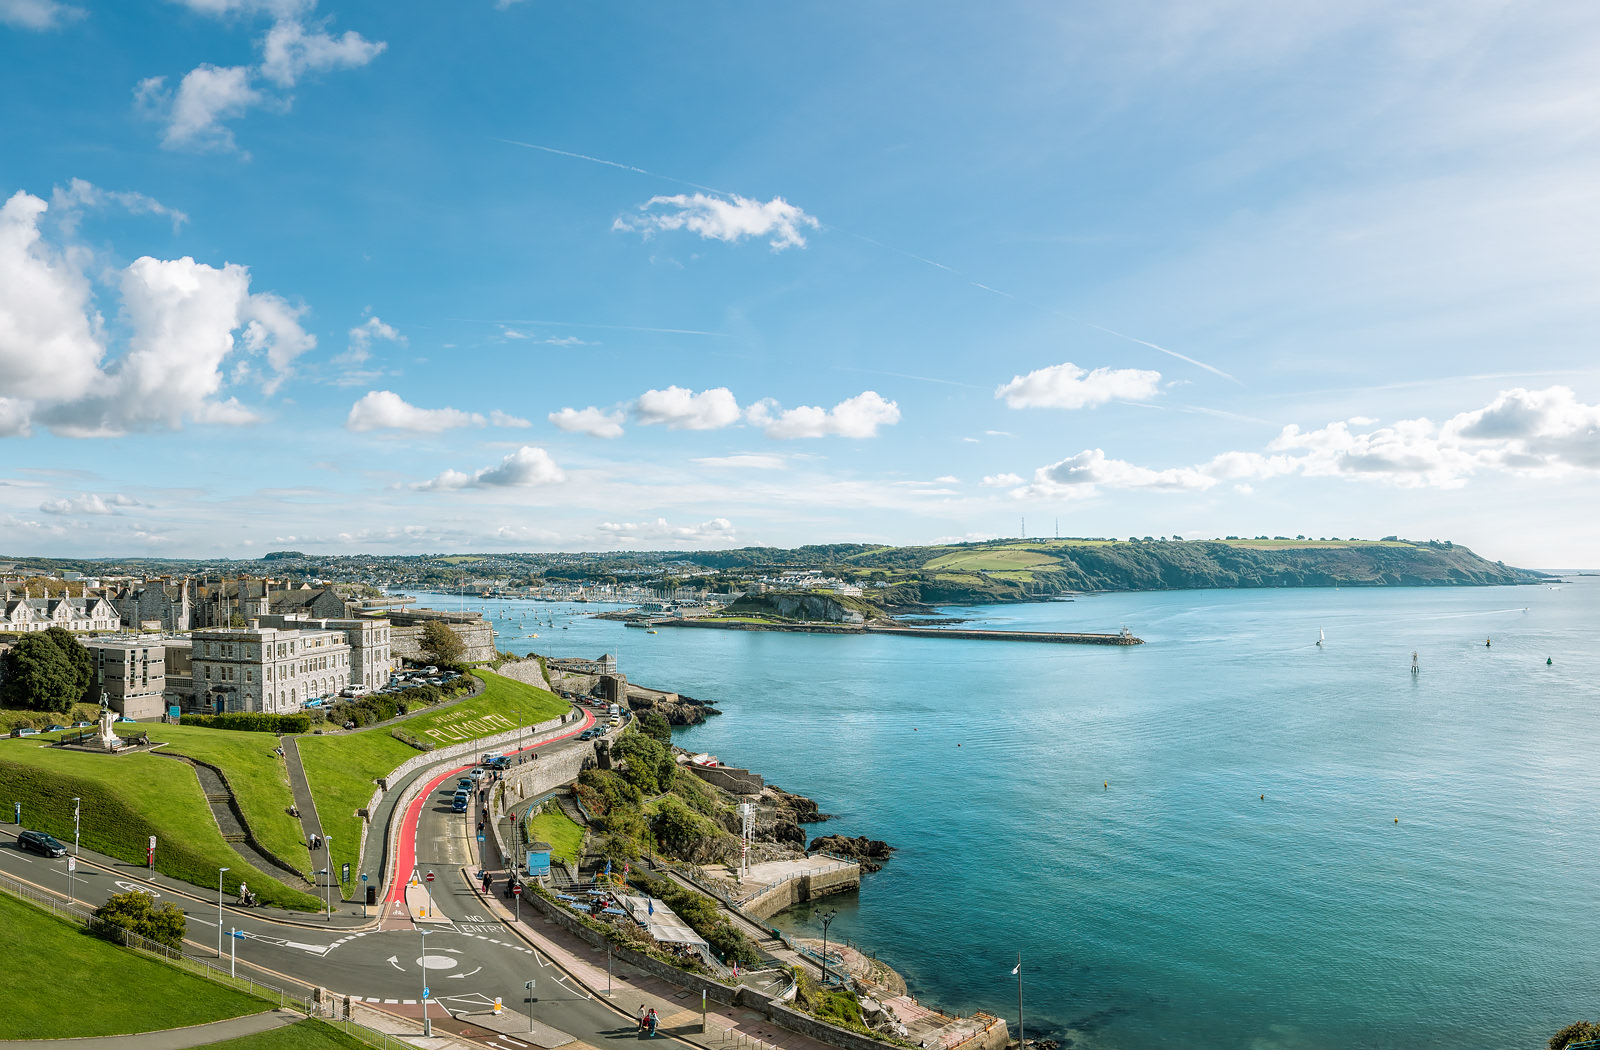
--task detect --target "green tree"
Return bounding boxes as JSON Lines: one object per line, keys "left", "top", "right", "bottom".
{"left": 1, "top": 628, "right": 92, "bottom": 712}
{"left": 419, "top": 621, "right": 465, "bottom": 666}
{"left": 90, "top": 891, "right": 187, "bottom": 950}
{"left": 612, "top": 731, "right": 675, "bottom": 795}
{"left": 639, "top": 710, "right": 672, "bottom": 744}
{"left": 1551, "top": 1021, "right": 1600, "bottom": 1050}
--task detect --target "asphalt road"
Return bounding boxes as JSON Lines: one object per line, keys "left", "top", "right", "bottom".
{"left": 1, "top": 707, "right": 675, "bottom": 1050}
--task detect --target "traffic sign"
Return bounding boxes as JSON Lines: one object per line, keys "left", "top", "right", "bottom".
{"left": 342, "top": 863, "right": 350, "bottom": 882}
{"left": 422, "top": 987, "right": 429, "bottom": 998}
{"left": 426, "top": 871, "right": 434, "bottom": 884}
{"left": 477, "top": 834, "right": 485, "bottom": 843}
{"left": 513, "top": 884, "right": 522, "bottom": 896}
{"left": 360, "top": 872, "right": 368, "bottom": 883}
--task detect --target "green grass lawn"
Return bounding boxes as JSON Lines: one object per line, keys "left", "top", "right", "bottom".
{"left": 198, "top": 1020, "right": 374, "bottom": 1050}
{"left": 0, "top": 741, "right": 323, "bottom": 911}
{"left": 0, "top": 891, "right": 268, "bottom": 1039}
{"left": 923, "top": 547, "right": 1061, "bottom": 571}
{"left": 297, "top": 670, "right": 570, "bottom": 898}
{"left": 526, "top": 806, "right": 583, "bottom": 864}
{"left": 142, "top": 724, "right": 311, "bottom": 875}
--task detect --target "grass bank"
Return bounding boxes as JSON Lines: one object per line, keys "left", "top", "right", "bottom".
{"left": 199, "top": 1020, "right": 374, "bottom": 1050}
{"left": 0, "top": 740, "right": 322, "bottom": 911}
{"left": 142, "top": 723, "right": 311, "bottom": 875}
{"left": 0, "top": 891, "right": 267, "bottom": 1038}
{"left": 297, "top": 670, "right": 570, "bottom": 897}
{"left": 526, "top": 806, "right": 582, "bottom": 864}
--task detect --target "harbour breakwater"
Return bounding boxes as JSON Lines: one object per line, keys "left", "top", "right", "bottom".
{"left": 634, "top": 618, "right": 1144, "bottom": 645}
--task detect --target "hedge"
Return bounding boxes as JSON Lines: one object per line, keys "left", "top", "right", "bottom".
{"left": 179, "top": 712, "right": 311, "bottom": 734}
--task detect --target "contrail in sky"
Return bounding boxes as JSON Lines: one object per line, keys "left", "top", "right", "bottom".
{"left": 494, "top": 138, "right": 728, "bottom": 196}
{"left": 457, "top": 317, "right": 726, "bottom": 336}
{"left": 497, "top": 138, "right": 1237, "bottom": 382}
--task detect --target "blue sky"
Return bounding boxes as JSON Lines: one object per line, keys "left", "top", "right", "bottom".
{"left": 3, "top": 1, "right": 1599, "bottom": 567}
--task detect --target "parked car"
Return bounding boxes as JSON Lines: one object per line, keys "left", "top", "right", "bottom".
{"left": 70, "top": 721, "right": 92, "bottom": 728}
{"left": 11, "top": 727, "right": 38, "bottom": 737}
{"left": 17, "top": 830, "right": 66, "bottom": 857}
{"left": 45, "top": 724, "right": 67, "bottom": 732}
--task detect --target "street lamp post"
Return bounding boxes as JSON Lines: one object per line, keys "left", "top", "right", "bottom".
{"left": 72, "top": 797, "right": 80, "bottom": 857}
{"left": 419, "top": 928, "right": 432, "bottom": 1037}
{"left": 218, "top": 867, "right": 230, "bottom": 958}
{"left": 323, "top": 836, "right": 333, "bottom": 920}
{"left": 819, "top": 909, "right": 838, "bottom": 988}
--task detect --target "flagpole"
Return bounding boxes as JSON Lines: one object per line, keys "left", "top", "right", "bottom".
{"left": 1011, "top": 953, "right": 1024, "bottom": 1050}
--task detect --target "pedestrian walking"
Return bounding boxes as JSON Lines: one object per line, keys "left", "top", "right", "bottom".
{"left": 636, "top": 1005, "right": 647, "bottom": 1032}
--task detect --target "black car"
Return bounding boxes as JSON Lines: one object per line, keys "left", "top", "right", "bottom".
{"left": 17, "top": 830, "right": 67, "bottom": 858}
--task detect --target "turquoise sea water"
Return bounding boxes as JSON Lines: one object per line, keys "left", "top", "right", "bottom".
{"left": 424, "top": 581, "right": 1600, "bottom": 1049}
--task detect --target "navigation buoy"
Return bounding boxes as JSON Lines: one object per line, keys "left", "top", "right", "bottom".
{"left": 1260, "top": 794, "right": 1265, "bottom": 800}
{"left": 1486, "top": 638, "right": 1491, "bottom": 647}
{"left": 1547, "top": 657, "right": 1553, "bottom": 666}
{"left": 1104, "top": 781, "right": 1108, "bottom": 790}
{"left": 1395, "top": 818, "right": 1399, "bottom": 824}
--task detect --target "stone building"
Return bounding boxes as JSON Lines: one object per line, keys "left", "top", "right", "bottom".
{"left": 268, "top": 585, "right": 348, "bottom": 620}
{"left": 83, "top": 638, "right": 167, "bottom": 720}
{"left": 107, "top": 579, "right": 192, "bottom": 632}
{"left": 0, "top": 593, "right": 120, "bottom": 633}
{"left": 256, "top": 614, "right": 396, "bottom": 692}
{"left": 191, "top": 622, "right": 352, "bottom": 715}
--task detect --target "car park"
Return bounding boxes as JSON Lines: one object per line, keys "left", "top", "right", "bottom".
{"left": 17, "top": 830, "right": 66, "bottom": 857}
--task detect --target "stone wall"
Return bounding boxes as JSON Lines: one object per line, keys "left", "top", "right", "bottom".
{"left": 492, "top": 742, "right": 594, "bottom": 819}
{"left": 688, "top": 764, "right": 765, "bottom": 795}
{"left": 390, "top": 615, "right": 497, "bottom": 664}
{"left": 495, "top": 657, "right": 551, "bottom": 691}
{"left": 739, "top": 862, "right": 861, "bottom": 921}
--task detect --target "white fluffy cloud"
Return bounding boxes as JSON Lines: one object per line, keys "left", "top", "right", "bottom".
{"left": 0, "top": 0, "right": 84, "bottom": 30}
{"left": 138, "top": 65, "right": 262, "bottom": 152}
{"left": 39, "top": 493, "right": 139, "bottom": 516}
{"left": 346, "top": 392, "right": 538, "bottom": 433}
{"left": 614, "top": 194, "right": 819, "bottom": 251}
{"left": 1006, "top": 386, "right": 1600, "bottom": 499}
{"left": 345, "top": 391, "right": 484, "bottom": 433}
{"left": 259, "top": 17, "right": 385, "bottom": 87}
{"left": 550, "top": 406, "right": 626, "bottom": 438}
{"left": 996, "top": 362, "right": 1162, "bottom": 409}
{"left": 595, "top": 517, "right": 736, "bottom": 545}
{"left": 633, "top": 386, "right": 743, "bottom": 430}
{"left": 747, "top": 390, "right": 901, "bottom": 439}
{"left": 344, "top": 316, "right": 403, "bottom": 362}
{"left": 50, "top": 179, "right": 188, "bottom": 235}
{"left": 137, "top": 2, "right": 384, "bottom": 152}
{"left": 415, "top": 446, "right": 565, "bottom": 491}
{"left": 0, "top": 191, "right": 104, "bottom": 403}
{"left": 0, "top": 189, "right": 312, "bottom": 437}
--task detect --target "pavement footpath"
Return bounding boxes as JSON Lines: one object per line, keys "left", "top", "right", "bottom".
{"left": 460, "top": 869, "right": 835, "bottom": 1050}
{"left": 0, "top": 1010, "right": 302, "bottom": 1050}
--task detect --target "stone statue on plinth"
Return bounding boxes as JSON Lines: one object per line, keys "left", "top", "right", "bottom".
{"left": 95, "top": 693, "right": 121, "bottom": 751}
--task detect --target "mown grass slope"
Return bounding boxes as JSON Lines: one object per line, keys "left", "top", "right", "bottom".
{"left": 142, "top": 723, "right": 311, "bottom": 875}
{"left": 0, "top": 740, "right": 322, "bottom": 910}
{"left": 0, "top": 891, "right": 267, "bottom": 1038}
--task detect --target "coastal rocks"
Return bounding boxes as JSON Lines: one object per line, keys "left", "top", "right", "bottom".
{"left": 809, "top": 834, "right": 895, "bottom": 872}
{"left": 626, "top": 691, "right": 721, "bottom": 727}
{"left": 725, "top": 591, "right": 878, "bottom": 624}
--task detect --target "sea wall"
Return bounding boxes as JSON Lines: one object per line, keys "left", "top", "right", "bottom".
{"left": 493, "top": 742, "right": 594, "bottom": 817}
{"left": 740, "top": 863, "right": 861, "bottom": 921}
{"left": 689, "top": 764, "right": 764, "bottom": 794}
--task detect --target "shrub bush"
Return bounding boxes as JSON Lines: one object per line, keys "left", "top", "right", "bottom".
{"left": 179, "top": 712, "right": 311, "bottom": 734}
{"left": 91, "top": 891, "right": 187, "bottom": 950}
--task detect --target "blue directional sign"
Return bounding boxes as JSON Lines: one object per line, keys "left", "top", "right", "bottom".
{"left": 422, "top": 987, "right": 429, "bottom": 998}
{"left": 477, "top": 834, "right": 485, "bottom": 843}
{"left": 230, "top": 930, "right": 245, "bottom": 939}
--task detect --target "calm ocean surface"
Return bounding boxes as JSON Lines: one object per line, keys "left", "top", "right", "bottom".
{"left": 421, "top": 580, "right": 1600, "bottom": 1050}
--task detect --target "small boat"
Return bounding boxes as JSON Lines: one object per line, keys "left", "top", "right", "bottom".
{"left": 1317, "top": 629, "right": 1325, "bottom": 647}
{"left": 646, "top": 629, "right": 658, "bottom": 634}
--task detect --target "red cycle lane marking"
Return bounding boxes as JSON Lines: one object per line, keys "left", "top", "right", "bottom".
{"left": 387, "top": 708, "right": 598, "bottom": 904}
